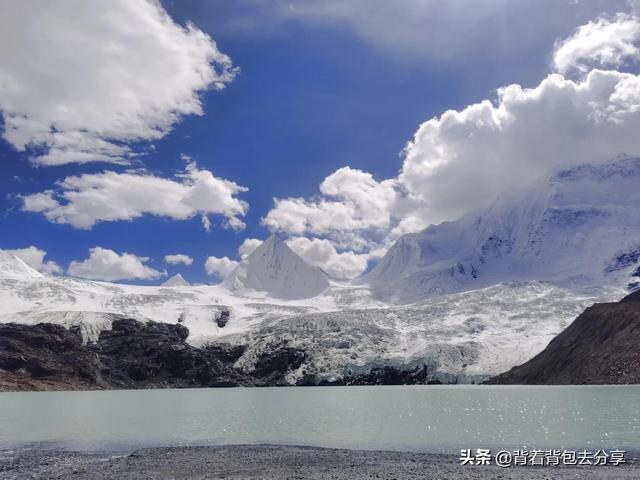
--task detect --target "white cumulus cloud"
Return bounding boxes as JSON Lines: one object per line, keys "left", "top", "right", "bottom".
{"left": 238, "top": 238, "right": 262, "bottom": 258}
{"left": 5, "top": 246, "right": 62, "bottom": 275}
{"left": 68, "top": 247, "right": 164, "bottom": 281}
{"left": 285, "top": 237, "right": 376, "bottom": 279}
{"left": 0, "top": 0, "right": 237, "bottom": 166}
{"left": 204, "top": 256, "right": 238, "bottom": 279}
{"left": 164, "top": 254, "right": 194, "bottom": 266}
{"left": 21, "top": 161, "right": 248, "bottom": 230}
{"left": 263, "top": 167, "right": 397, "bottom": 239}
{"left": 399, "top": 69, "right": 640, "bottom": 226}
{"left": 553, "top": 13, "right": 640, "bottom": 76}
{"left": 263, "top": 8, "right": 640, "bottom": 277}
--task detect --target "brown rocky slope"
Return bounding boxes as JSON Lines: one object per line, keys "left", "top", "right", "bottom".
{"left": 488, "top": 290, "right": 640, "bottom": 384}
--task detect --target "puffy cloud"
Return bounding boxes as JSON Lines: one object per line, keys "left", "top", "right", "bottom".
{"left": 285, "top": 237, "right": 376, "bottom": 279}
{"left": 68, "top": 247, "right": 164, "bottom": 281}
{"left": 0, "top": 0, "right": 237, "bottom": 166}
{"left": 238, "top": 238, "right": 262, "bottom": 258}
{"left": 270, "top": 68, "right": 640, "bottom": 243}
{"left": 399, "top": 69, "right": 640, "bottom": 225}
{"left": 5, "top": 246, "right": 62, "bottom": 275}
{"left": 553, "top": 13, "right": 640, "bottom": 75}
{"left": 263, "top": 167, "right": 397, "bottom": 237}
{"left": 164, "top": 254, "right": 193, "bottom": 266}
{"left": 263, "top": 10, "right": 640, "bottom": 277}
{"left": 21, "top": 162, "right": 248, "bottom": 230}
{"left": 21, "top": 191, "right": 59, "bottom": 212}
{"left": 204, "top": 256, "right": 238, "bottom": 279}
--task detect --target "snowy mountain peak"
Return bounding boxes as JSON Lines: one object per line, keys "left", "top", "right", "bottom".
{"left": 364, "top": 157, "right": 640, "bottom": 303}
{"left": 0, "top": 250, "right": 44, "bottom": 279}
{"left": 161, "top": 273, "right": 190, "bottom": 287}
{"left": 551, "top": 156, "right": 640, "bottom": 183}
{"left": 224, "top": 234, "right": 329, "bottom": 299}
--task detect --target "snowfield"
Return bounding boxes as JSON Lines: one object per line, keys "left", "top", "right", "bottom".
{"left": 0, "top": 158, "right": 638, "bottom": 383}
{"left": 0, "top": 263, "right": 624, "bottom": 383}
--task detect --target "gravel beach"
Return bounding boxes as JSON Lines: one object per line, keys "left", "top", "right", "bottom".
{"left": 1, "top": 444, "right": 638, "bottom": 480}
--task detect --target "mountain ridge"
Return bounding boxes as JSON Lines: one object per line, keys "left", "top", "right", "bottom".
{"left": 362, "top": 157, "right": 640, "bottom": 303}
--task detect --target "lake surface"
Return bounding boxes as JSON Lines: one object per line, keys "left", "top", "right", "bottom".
{"left": 0, "top": 385, "right": 638, "bottom": 454}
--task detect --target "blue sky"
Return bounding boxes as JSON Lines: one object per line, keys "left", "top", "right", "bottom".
{"left": 0, "top": 0, "right": 636, "bottom": 283}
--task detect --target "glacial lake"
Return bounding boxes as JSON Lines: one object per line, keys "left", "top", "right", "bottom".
{"left": 0, "top": 385, "right": 639, "bottom": 454}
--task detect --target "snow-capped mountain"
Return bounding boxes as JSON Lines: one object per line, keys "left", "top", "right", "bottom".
{"left": 0, "top": 253, "right": 625, "bottom": 383}
{"left": 0, "top": 251, "right": 43, "bottom": 279}
{"left": 0, "top": 158, "right": 635, "bottom": 384}
{"left": 161, "top": 273, "right": 190, "bottom": 287}
{"left": 224, "top": 234, "right": 330, "bottom": 299}
{"left": 363, "top": 157, "right": 640, "bottom": 303}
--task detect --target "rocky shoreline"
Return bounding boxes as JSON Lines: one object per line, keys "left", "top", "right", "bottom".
{"left": 1, "top": 444, "right": 638, "bottom": 480}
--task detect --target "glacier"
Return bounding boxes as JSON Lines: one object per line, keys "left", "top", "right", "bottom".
{"left": 0, "top": 157, "right": 638, "bottom": 384}
{"left": 0, "top": 266, "right": 622, "bottom": 383}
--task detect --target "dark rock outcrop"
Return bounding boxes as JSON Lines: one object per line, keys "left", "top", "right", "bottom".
{"left": 0, "top": 323, "right": 102, "bottom": 390}
{"left": 488, "top": 291, "right": 640, "bottom": 384}
{"left": 0, "top": 319, "right": 257, "bottom": 391}
{"left": 291, "top": 364, "right": 437, "bottom": 387}
{"left": 313, "top": 365, "right": 432, "bottom": 386}
{"left": 346, "top": 365, "right": 431, "bottom": 385}
{"left": 215, "top": 310, "right": 230, "bottom": 328}
{"left": 88, "top": 319, "right": 249, "bottom": 389}
{"left": 250, "top": 347, "right": 309, "bottom": 385}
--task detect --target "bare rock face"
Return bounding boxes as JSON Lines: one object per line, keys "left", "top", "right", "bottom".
{"left": 215, "top": 310, "right": 230, "bottom": 328}
{"left": 0, "top": 319, "right": 251, "bottom": 391}
{"left": 0, "top": 323, "right": 101, "bottom": 390}
{"left": 488, "top": 291, "right": 640, "bottom": 385}
{"left": 90, "top": 319, "right": 248, "bottom": 388}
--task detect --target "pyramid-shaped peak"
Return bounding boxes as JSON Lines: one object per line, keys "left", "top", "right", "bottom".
{"left": 224, "top": 235, "right": 329, "bottom": 299}
{"left": 161, "top": 273, "right": 190, "bottom": 287}
{"left": 257, "top": 234, "right": 291, "bottom": 252}
{"left": 0, "top": 250, "right": 44, "bottom": 279}
{"left": 262, "top": 233, "right": 285, "bottom": 245}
